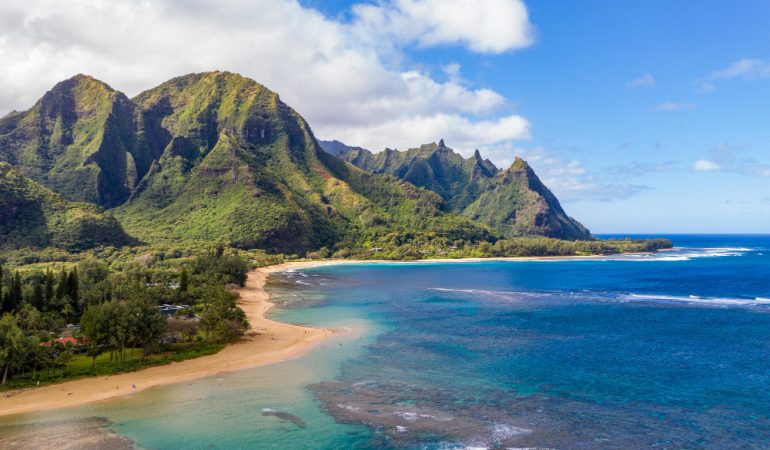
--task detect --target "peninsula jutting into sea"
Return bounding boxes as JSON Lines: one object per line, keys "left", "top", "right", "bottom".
{"left": 1, "top": 1, "right": 769, "bottom": 448}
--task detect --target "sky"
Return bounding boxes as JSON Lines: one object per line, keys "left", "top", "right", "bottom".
{"left": 1, "top": 0, "right": 769, "bottom": 233}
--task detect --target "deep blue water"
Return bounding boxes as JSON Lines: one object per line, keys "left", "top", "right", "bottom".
{"left": 272, "top": 235, "right": 770, "bottom": 448}
{"left": 2, "top": 235, "right": 769, "bottom": 449}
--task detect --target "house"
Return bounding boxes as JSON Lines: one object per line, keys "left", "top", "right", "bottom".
{"left": 157, "top": 304, "right": 190, "bottom": 317}
{"left": 41, "top": 336, "right": 81, "bottom": 347}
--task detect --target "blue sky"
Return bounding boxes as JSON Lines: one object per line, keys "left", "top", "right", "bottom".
{"left": 299, "top": 0, "right": 770, "bottom": 233}
{"left": 1, "top": 0, "right": 768, "bottom": 233}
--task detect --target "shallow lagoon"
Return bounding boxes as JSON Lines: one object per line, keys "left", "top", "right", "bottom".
{"left": 2, "top": 235, "right": 770, "bottom": 449}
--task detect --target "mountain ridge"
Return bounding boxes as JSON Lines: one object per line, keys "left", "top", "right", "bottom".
{"left": 320, "top": 140, "right": 591, "bottom": 240}
{"left": 1, "top": 71, "right": 591, "bottom": 255}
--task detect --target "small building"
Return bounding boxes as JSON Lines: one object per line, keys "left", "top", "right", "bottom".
{"left": 41, "top": 336, "right": 81, "bottom": 347}
{"left": 157, "top": 304, "right": 189, "bottom": 317}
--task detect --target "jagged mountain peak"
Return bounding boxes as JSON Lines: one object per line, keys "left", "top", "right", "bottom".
{"left": 323, "top": 139, "right": 591, "bottom": 240}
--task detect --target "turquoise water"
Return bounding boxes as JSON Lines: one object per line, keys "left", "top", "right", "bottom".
{"left": 2, "top": 235, "right": 770, "bottom": 448}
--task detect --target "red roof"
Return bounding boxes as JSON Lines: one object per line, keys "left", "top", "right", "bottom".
{"left": 41, "top": 336, "right": 81, "bottom": 346}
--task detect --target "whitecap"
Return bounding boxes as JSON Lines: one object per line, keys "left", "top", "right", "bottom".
{"left": 624, "top": 293, "right": 769, "bottom": 307}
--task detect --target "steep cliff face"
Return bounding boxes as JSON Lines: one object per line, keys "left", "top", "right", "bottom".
{"left": 0, "top": 75, "right": 147, "bottom": 208}
{"left": 463, "top": 157, "right": 591, "bottom": 240}
{"left": 324, "top": 140, "right": 591, "bottom": 240}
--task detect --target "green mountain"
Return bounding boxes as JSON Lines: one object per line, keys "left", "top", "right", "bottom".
{"left": 0, "top": 71, "right": 492, "bottom": 254}
{"left": 321, "top": 140, "right": 591, "bottom": 240}
{"left": 0, "top": 71, "right": 593, "bottom": 255}
{"left": 0, "top": 75, "right": 156, "bottom": 208}
{"left": 0, "top": 162, "right": 132, "bottom": 251}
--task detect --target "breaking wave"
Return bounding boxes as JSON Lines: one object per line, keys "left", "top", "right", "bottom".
{"left": 429, "top": 287, "right": 770, "bottom": 309}
{"left": 616, "top": 247, "right": 756, "bottom": 262}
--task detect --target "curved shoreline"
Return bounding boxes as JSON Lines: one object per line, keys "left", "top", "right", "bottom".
{"left": 0, "top": 254, "right": 640, "bottom": 418}
{"left": 0, "top": 264, "right": 332, "bottom": 418}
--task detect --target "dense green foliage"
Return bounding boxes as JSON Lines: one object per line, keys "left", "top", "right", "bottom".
{"left": 323, "top": 140, "right": 592, "bottom": 240}
{"left": 0, "top": 162, "right": 133, "bottom": 251}
{"left": 0, "top": 248, "right": 250, "bottom": 387}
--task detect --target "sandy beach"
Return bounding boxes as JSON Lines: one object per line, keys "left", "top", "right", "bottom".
{"left": 0, "top": 254, "right": 622, "bottom": 418}
{"left": 0, "top": 264, "right": 332, "bottom": 418}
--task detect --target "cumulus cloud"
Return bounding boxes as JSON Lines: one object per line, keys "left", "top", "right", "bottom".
{"left": 351, "top": 0, "right": 534, "bottom": 54}
{"left": 626, "top": 74, "right": 655, "bottom": 89}
{"left": 650, "top": 102, "right": 696, "bottom": 112}
{"left": 696, "top": 58, "right": 770, "bottom": 91}
{"left": 0, "top": 0, "right": 534, "bottom": 165}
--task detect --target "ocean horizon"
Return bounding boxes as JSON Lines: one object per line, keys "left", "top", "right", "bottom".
{"left": 2, "top": 234, "right": 770, "bottom": 449}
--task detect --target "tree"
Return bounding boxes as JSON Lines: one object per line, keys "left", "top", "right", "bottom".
{"left": 2, "top": 272, "right": 22, "bottom": 314}
{"left": 198, "top": 284, "right": 248, "bottom": 343}
{"left": 0, "top": 314, "right": 29, "bottom": 385}
{"left": 31, "top": 277, "right": 44, "bottom": 311}
{"left": 56, "top": 269, "right": 68, "bottom": 301}
{"left": 80, "top": 305, "right": 107, "bottom": 369}
{"left": 67, "top": 268, "right": 80, "bottom": 316}
{"left": 179, "top": 268, "right": 189, "bottom": 294}
{"left": 17, "top": 304, "right": 43, "bottom": 335}
{"left": 44, "top": 269, "right": 55, "bottom": 308}
{"left": 102, "top": 301, "right": 130, "bottom": 365}
{"left": 128, "top": 295, "right": 164, "bottom": 358}
{"left": 79, "top": 259, "right": 110, "bottom": 285}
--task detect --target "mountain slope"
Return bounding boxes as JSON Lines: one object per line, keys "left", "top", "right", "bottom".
{"left": 0, "top": 75, "right": 157, "bottom": 208}
{"left": 323, "top": 140, "right": 591, "bottom": 240}
{"left": 115, "top": 72, "right": 492, "bottom": 252}
{"left": 0, "top": 162, "right": 133, "bottom": 251}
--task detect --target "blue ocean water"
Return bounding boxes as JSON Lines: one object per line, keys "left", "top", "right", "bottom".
{"left": 2, "top": 235, "right": 769, "bottom": 449}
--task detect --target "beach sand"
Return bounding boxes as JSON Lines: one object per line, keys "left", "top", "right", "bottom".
{"left": 0, "top": 264, "right": 331, "bottom": 418}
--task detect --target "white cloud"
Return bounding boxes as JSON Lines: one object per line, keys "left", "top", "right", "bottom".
{"left": 692, "top": 160, "right": 721, "bottom": 171}
{"left": 508, "top": 147, "right": 649, "bottom": 202}
{"left": 626, "top": 74, "right": 655, "bottom": 89}
{"left": 696, "top": 58, "right": 770, "bottom": 91}
{"left": 0, "top": 0, "right": 534, "bottom": 167}
{"left": 650, "top": 102, "right": 696, "bottom": 112}
{"left": 325, "top": 114, "right": 530, "bottom": 158}
{"left": 351, "top": 0, "right": 534, "bottom": 54}
{"left": 691, "top": 144, "right": 770, "bottom": 177}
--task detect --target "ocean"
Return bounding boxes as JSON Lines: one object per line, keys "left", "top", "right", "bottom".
{"left": 2, "top": 235, "right": 769, "bottom": 449}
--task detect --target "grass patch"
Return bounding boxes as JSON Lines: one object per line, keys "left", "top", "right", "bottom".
{"left": 1, "top": 342, "right": 224, "bottom": 391}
